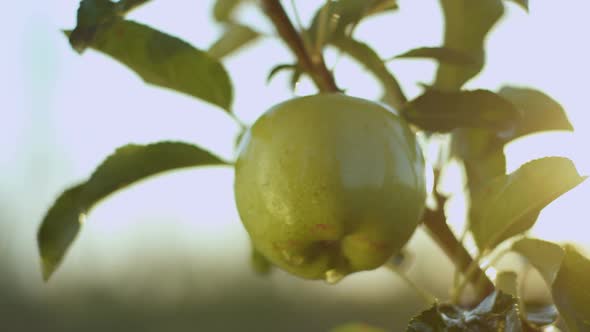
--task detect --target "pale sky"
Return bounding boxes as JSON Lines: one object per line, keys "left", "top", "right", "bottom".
{"left": 1, "top": 1, "right": 589, "bottom": 298}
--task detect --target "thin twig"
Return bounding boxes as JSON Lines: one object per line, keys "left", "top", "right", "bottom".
{"left": 385, "top": 262, "right": 437, "bottom": 305}
{"left": 260, "top": 0, "right": 339, "bottom": 92}
{"left": 450, "top": 250, "right": 488, "bottom": 303}
{"left": 422, "top": 193, "right": 495, "bottom": 304}
{"left": 452, "top": 225, "right": 469, "bottom": 293}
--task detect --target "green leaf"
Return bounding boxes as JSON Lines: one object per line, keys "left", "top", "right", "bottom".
{"left": 451, "top": 128, "right": 507, "bottom": 190}
{"left": 68, "top": 0, "right": 117, "bottom": 52}
{"left": 331, "top": 36, "right": 406, "bottom": 109}
{"left": 507, "top": 0, "right": 528, "bottom": 11}
{"left": 309, "top": 0, "right": 398, "bottom": 46}
{"left": 213, "top": 0, "right": 244, "bottom": 22}
{"left": 37, "top": 142, "right": 228, "bottom": 281}
{"left": 434, "top": 0, "right": 505, "bottom": 90}
{"left": 116, "top": 0, "right": 152, "bottom": 15}
{"left": 265, "top": 63, "right": 304, "bottom": 92}
{"left": 406, "top": 291, "right": 523, "bottom": 331}
{"left": 266, "top": 63, "right": 297, "bottom": 84}
{"left": 66, "top": 19, "right": 233, "bottom": 111}
{"left": 513, "top": 241, "right": 589, "bottom": 330}
{"left": 498, "top": 86, "right": 573, "bottom": 141}
{"left": 512, "top": 237, "right": 565, "bottom": 285}
{"left": 402, "top": 89, "right": 520, "bottom": 132}
{"left": 394, "top": 47, "right": 477, "bottom": 65}
{"left": 208, "top": 23, "right": 260, "bottom": 59}
{"left": 75, "top": 0, "right": 115, "bottom": 27}
{"left": 470, "top": 157, "right": 585, "bottom": 251}
{"left": 330, "top": 323, "right": 387, "bottom": 332}
{"left": 551, "top": 245, "right": 590, "bottom": 332}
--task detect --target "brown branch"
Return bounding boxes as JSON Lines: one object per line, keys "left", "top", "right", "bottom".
{"left": 422, "top": 194, "right": 495, "bottom": 304}
{"left": 260, "top": 0, "right": 339, "bottom": 93}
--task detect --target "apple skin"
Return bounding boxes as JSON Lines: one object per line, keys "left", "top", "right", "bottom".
{"left": 234, "top": 93, "right": 426, "bottom": 281}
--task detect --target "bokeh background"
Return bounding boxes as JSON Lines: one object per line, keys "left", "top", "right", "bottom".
{"left": 2, "top": 1, "right": 589, "bottom": 330}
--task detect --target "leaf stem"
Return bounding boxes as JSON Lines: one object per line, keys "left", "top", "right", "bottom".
{"left": 260, "top": 0, "right": 339, "bottom": 93}
{"left": 384, "top": 262, "right": 437, "bottom": 305}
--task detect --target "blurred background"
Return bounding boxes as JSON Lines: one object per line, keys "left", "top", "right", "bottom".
{"left": 2, "top": 0, "right": 589, "bottom": 330}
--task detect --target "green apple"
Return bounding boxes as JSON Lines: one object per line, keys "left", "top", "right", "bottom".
{"left": 234, "top": 93, "right": 426, "bottom": 282}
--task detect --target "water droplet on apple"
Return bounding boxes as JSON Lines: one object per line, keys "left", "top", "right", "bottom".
{"left": 291, "top": 255, "right": 305, "bottom": 266}
{"left": 325, "top": 269, "right": 344, "bottom": 284}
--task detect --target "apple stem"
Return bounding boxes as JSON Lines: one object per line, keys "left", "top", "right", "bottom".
{"left": 260, "top": 0, "right": 340, "bottom": 93}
